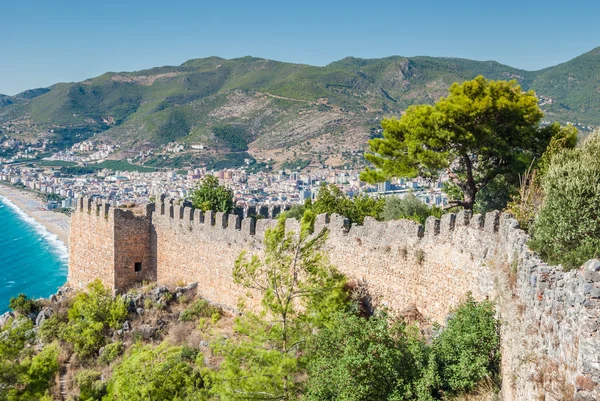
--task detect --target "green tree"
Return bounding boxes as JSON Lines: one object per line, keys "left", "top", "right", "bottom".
{"left": 530, "top": 130, "right": 600, "bottom": 269}
{"left": 507, "top": 123, "right": 578, "bottom": 230}
{"left": 105, "top": 342, "right": 206, "bottom": 401}
{"left": 8, "top": 294, "right": 40, "bottom": 316}
{"left": 62, "top": 280, "right": 128, "bottom": 359}
{"left": 211, "top": 211, "right": 348, "bottom": 400}
{"left": 312, "top": 183, "right": 384, "bottom": 224}
{"left": 191, "top": 175, "right": 234, "bottom": 213}
{"left": 361, "top": 76, "right": 553, "bottom": 210}
{"left": 380, "top": 193, "right": 442, "bottom": 224}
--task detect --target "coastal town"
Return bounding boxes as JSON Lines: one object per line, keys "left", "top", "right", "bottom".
{"left": 0, "top": 137, "right": 449, "bottom": 212}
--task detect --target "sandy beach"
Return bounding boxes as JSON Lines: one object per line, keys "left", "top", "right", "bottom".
{"left": 0, "top": 185, "right": 70, "bottom": 246}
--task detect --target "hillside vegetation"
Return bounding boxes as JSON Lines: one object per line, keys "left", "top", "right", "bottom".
{"left": 0, "top": 48, "right": 599, "bottom": 167}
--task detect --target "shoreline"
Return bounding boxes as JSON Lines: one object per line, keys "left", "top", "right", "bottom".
{"left": 0, "top": 185, "right": 70, "bottom": 246}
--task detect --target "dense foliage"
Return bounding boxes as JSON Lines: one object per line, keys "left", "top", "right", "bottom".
{"left": 361, "top": 76, "right": 556, "bottom": 210}
{"left": 211, "top": 211, "right": 349, "bottom": 399}
{"left": 288, "top": 183, "right": 384, "bottom": 225}
{"left": 105, "top": 343, "right": 206, "bottom": 401}
{"left": 60, "top": 280, "right": 128, "bottom": 359}
{"left": 0, "top": 318, "right": 58, "bottom": 400}
{"left": 212, "top": 125, "right": 250, "bottom": 151}
{"left": 9, "top": 294, "right": 40, "bottom": 316}
{"left": 306, "top": 295, "right": 499, "bottom": 401}
{"left": 530, "top": 130, "right": 600, "bottom": 269}
{"left": 191, "top": 175, "right": 234, "bottom": 213}
{"left": 506, "top": 123, "right": 578, "bottom": 230}
{"left": 380, "top": 194, "right": 442, "bottom": 224}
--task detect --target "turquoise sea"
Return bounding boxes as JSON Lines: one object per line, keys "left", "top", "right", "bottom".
{"left": 0, "top": 196, "right": 68, "bottom": 313}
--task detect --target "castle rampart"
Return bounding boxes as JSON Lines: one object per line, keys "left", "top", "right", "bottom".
{"left": 68, "top": 197, "right": 600, "bottom": 400}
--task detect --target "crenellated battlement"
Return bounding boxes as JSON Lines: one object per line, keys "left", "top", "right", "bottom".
{"left": 67, "top": 196, "right": 600, "bottom": 400}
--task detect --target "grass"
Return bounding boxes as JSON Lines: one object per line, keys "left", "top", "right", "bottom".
{"left": 91, "top": 160, "right": 157, "bottom": 173}
{"left": 36, "top": 160, "right": 78, "bottom": 167}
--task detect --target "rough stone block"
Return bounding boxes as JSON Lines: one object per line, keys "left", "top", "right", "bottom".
{"left": 484, "top": 211, "right": 500, "bottom": 233}
{"left": 470, "top": 214, "right": 484, "bottom": 229}
{"left": 183, "top": 207, "right": 193, "bottom": 222}
{"left": 216, "top": 212, "right": 228, "bottom": 228}
{"left": 228, "top": 214, "right": 241, "bottom": 231}
{"left": 440, "top": 213, "right": 456, "bottom": 237}
{"left": 242, "top": 217, "right": 256, "bottom": 235}
{"left": 205, "top": 210, "right": 215, "bottom": 226}
{"left": 193, "top": 209, "right": 204, "bottom": 224}
{"left": 285, "top": 218, "right": 300, "bottom": 235}
{"left": 425, "top": 216, "right": 440, "bottom": 237}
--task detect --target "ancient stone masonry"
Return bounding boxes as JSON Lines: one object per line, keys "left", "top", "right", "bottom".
{"left": 68, "top": 197, "right": 155, "bottom": 292}
{"left": 68, "top": 197, "right": 600, "bottom": 400}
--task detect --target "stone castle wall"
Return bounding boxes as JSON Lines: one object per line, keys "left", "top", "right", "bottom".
{"left": 69, "top": 198, "right": 155, "bottom": 292}
{"left": 69, "top": 198, "right": 115, "bottom": 288}
{"left": 68, "top": 197, "right": 600, "bottom": 400}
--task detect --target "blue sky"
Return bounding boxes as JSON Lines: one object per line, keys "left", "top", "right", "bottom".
{"left": 1, "top": 0, "right": 598, "bottom": 95}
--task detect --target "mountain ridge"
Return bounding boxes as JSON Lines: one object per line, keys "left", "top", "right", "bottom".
{"left": 0, "top": 48, "right": 598, "bottom": 169}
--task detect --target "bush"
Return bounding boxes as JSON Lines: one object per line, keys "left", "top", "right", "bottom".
{"left": 9, "top": 294, "right": 40, "bottom": 316}
{"left": 312, "top": 183, "right": 384, "bottom": 224}
{"left": 62, "top": 280, "right": 128, "bottom": 359}
{"left": 179, "top": 299, "right": 220, "bottom": 322}
{"left": 305, "top": 296, "right": 499, "bottom": 400}
{"left": 380, "top": 193, "right": 442, "bottom": 224}
{"left": 507, "top": 123, "right": 577, "bottom": 231}
{"left": 530, "top": 130, "right": 600, "bottom": 269}
{"left": 99, "top": 341, "right": 124, "bottom": 365}
{"left": 76, "top": 369, "right": 106, "bottom": 401}
{"left": 305, "top": 312, "right": 431, "bottom": 401}
{"left": 105, "top": 342, "right": 206, "bottom": 401}
{"left": 6, "top": 344, "right": 59, "bottom": 401}
{"left": 38, "top": 315, "right": 68, "bottom": 344}
{"left": 433, "top": 294, "right": 499, "bottom": 395}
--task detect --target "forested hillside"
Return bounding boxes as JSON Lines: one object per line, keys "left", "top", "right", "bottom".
{"left": 0, "top": 47, "right": 598, "bottom": 167}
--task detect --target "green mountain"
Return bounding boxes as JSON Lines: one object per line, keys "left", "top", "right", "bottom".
{"left": 0, "top": 48, "right": 598, "bottom": 168}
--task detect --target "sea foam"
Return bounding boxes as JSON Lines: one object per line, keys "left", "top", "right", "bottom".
{"left": 0, "top": 195, "right": 68, "bottom": 263}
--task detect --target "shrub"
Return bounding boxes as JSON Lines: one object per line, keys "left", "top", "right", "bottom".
{"left": 305, "top": 296, "right": 499, "bottom": 400}
{"left": 305, "top": 312, "right": 430, "bottom": 401}
{"left": 530, "top": 130, "right": 600, "bottom": 269}
{"left": 508, "top": 123, "right": 577, "bottom": 231}
{"left": 62, "top": 280, "right": 128, "bottom": 359}
{"left": 312, "top": 183, "right": 385, "bottom": 224}
{"left": 179, "top": 299, "right": 220, "bottom": 322}
{"left": 38, "top": 315, "right": 68, "bottom": 344}
{"left": 380, "top": 193, "right": 442, "bottom": 225}
{"left": 433, "top": 294, "right": 499, "bottom": 395}
{"left": 9, "top": 294, "right": 40, "bottom": 316}
{"left": 76, "top": 369, "right": 106, "bottom": 401}
{"left": 99, "top": 341, "right": 124, "bottom": 365}
{"left": 8, "top": 344, "right": 59, "bottom": 401}
{"left": 105, "top": 342, "right": 205, "bottom": 401}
